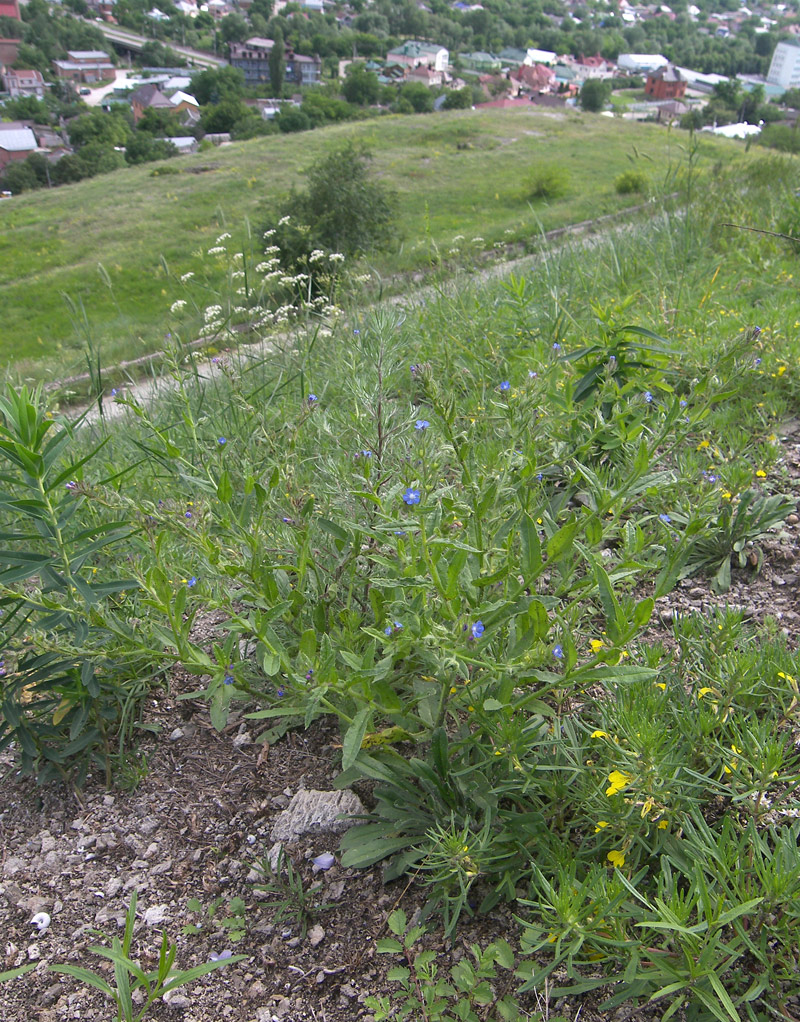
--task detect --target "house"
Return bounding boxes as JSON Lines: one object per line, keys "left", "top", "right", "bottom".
{"left": 129, "top": 83, "right": 200, "bottom": 123}
{"left": 645, "top": 64, "right": 686, "bottom": 99}
{"left": 228, "top": 37, "right": 321, "bottom": 86}
{"left": 460, "top": 51, "right": 501, "bottom": 72}
{"left": 511, "top": 62, "right": 557, "bottom": 94}
{"left": 0, "top": 39, "right": 20, "bottom": 67}
{"left": 167, "top": 135, "right": 198, "bottom": 154}
{"left": 407, "top": 64, "right": 443, "bottom": 86}
{"left": 0, "top": 0, "right": 20, "bottom": 18}
{"left": 3, "top": 68, "right": 46, "bottom": 99}
{"left": 386, "top": 41, "right": 449, "bottom": 72}
{"left": 52, "top": 50, "right": 115, "bottom": 84}
{"left": 498, "top": 47, "right": 529, "bottom": 67}
{"left": 570, "top": 54, "right": 615, "bottom": 80}
{"left": 617, "top": 53, "right": 669, "bottom": 74}
{"left": 0, "top": 125, "right": 37, "bottom": 169}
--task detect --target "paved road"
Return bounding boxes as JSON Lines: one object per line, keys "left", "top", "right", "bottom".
{"left": 88, "top": 20, "right": 226, "bottom": 69}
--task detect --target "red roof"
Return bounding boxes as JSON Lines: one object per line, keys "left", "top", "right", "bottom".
{"left": 0, "top": 0, "right": 20, "bottom": 18}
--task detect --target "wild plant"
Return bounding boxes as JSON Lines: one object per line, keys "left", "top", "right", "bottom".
{"left": 251, "top": 847, "right": 332, "bottom": 937}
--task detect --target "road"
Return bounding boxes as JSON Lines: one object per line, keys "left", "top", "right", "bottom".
{"left": 89, "top": 20, "right": 226, "bottom": 69}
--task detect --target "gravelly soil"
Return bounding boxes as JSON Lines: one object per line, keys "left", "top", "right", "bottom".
{"left": 2, "top": 429, "right": 800, "bottom": 1022}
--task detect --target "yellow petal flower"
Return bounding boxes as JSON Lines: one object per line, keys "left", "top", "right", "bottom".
{"left": 594, "top": 820, "right": 609, "bottom": 833}
{"left": 590, "top": 639, "right": 604, "bottom": 653}
{"left": 607, "top": 849, "right": 625, "bottom": 867}
{"left": 591, "top": 730, "right": 609, "bottom": 739}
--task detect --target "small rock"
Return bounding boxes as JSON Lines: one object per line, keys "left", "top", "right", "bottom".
{"left": 274, "top": 998, "right": 292, "bottom": 1018}
{"left": 105, "top": 877, "right": 123, "bottom": 898}
{"left": 787, "top": 513, "right": 798, "bottom": 525}
{"left": 169, "top": 728, "right": 185, "bottom": 741}
{"left": 162, "top": 991, "right": 191, "bottom": 1008}
{"left": 139, "top": 816, "right": 160, "bottom": 836}
{"left": 41, "top": 983, "right": 63, "bottom": 1006}
{"left": 270, "top": 789, "right": 365, "bottom": 843}
{"left": 143, "top": 904, "right": 168, "bottom": 926}
{"left": 2, "top": 857, "right": 26, "bottom": 877}
{"left": 308, "top": 924, "right": 325, "bottom": 947}
{"left": 339, "top": 982, "right": 358, "bottom": 999}
{"left": 40, "top": 835, "right": 56, "bottom": 854}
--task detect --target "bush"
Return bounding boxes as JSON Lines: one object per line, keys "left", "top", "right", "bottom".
{"left": 527, "top": 164, "right": 570, "bottom": 200}
{"left": 615, "top": 169, "right": 648, "bottom": 195}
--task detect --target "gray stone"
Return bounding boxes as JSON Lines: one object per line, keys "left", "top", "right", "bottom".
{"left": 270, "top": 789, "right": 365, "bottom": 843}
{"left": 308, "top": 924, "right": 325, "bottom": 947}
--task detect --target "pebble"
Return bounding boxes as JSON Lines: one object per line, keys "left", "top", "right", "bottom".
{"left": 308, "top": 924, "right": 325, "bottom": 947}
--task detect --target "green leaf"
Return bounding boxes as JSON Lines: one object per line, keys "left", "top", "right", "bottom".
{"left": 546, "top": 521, "right": 577, "bottom": 562}
{"left": 49, "top": 965, "right": 115, "bottom": 997}
{"left": 341, "top": 708, "right": 371, "bottom": 771}
{"left": 387, "top": 909, "right": 407, "bottom": 937}
{"left": 216, "top": 470, "right": 233, "bottom": 504}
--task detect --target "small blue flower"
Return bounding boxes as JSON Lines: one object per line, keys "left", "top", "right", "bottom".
{"left": 65, "top": 481, "right": 77, "bottom": 490}
{"left": 553, "top": 644, "right": 564, "bottom": 659}
{"left": 393, "top": 621, "right": 403, "bottom": 630}
{"left": 276, "top": 686, "right": 285, "bottom": 698}
{"left": 528, "top": 370, "right": 537, "bottom": 379}
{"left": 410, "top": 364, "right": 418, "bottom": 374}
{"left": 394, "top": 529, "right": 407, "bottom": 537}
{"left": 471, "top": 620, "right": 485, "bottom": 639}
{"left": 360, "top": 450, "right": 372, "bottom": 457}
{"left": 186, "top": 576, "right": 197, "bottom": 587}
{"left": 679, "top": 399, "right": 687, "bottom": 408}
{"left": 500, "top": 381, "right": 510, "bottom": 392}
{"left": 353, "top": 329, "right": 360, "bottom": 335}
{"left": 384, "top": 626, "right": 392, "bottom": 635}
{"left": 415, "top": 419, "right": 430, "bottom": 430}
{"left": 536, "top": 472, "right": 543, "bottom": 481}
{"left": 659, "top": 514, "right": 671, "bottom": 524}
{"left": 217, "top": 437, "right": 226, "bottom": 445}
{"left": 211, "top": 356, "right": 220, "bottom": 364}
{"left": 308, "top": 394, "right": 318, "bottom": 403}
{"left": 185, "top": 511, "right": 192, "bottom": 518}
{"left": 223, "top": 672, "right": 234, "bottom": 685}
{"left": 552, "top": 342, "right": 561, "bottom": 351}
{"left": 754, "top": 358, "right": 762, "bottom": 366}
{"left": 402, "top": 488, "right": 421, "bottom": 505}
{"left": 644, "top": 391, "right": 653, "bottom": 403}
{"left": 753, "top": 326, "right": 761, "bottom": 336}
{"left": 110, "top": 388, "right": 118, "bottom": 397}
{"left": 306, "top": 669, "right": 314, "bottom": 680}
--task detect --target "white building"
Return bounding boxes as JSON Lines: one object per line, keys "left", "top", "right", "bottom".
{"left": 767, "top": 41, "right": 800, "bottom": 90}
{"left": 617, "top": 53, "right": 669, "bottom": 74}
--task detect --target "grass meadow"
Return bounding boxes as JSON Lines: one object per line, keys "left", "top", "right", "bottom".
{"left": 1, "top": 108, "right": 743, "bottom": 382}
{"left": 2, "top": 134, "right": 800, "bottom": 1018}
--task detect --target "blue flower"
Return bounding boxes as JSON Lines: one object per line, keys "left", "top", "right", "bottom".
{"left": 500, "top": 381, "right": 510, "bottom": 392}
{"left": 754, "top": 358, "right": 762, "bottom": 366}
{"left": 360, "top": 450, "right": 372, "bottom": 458}
{"left": 184, "top": 511, "right": 192, "bottom": 518}
{"left": 753, "top": 326, "right": 761, "bottom": 336}
{"left": 308, "top": 394, "right": 318, "bottom": 403}
{"left": 384, "top": 626, "right": 392, "bottom": 635}
{"left": 644, "top": 391, "right": 653, "bottom": 403}
{"left": 394, "top": 529, "right": 407, "bottom": 537}
{"left": 536, "top": 472, "right": 543, "bottom": 481}
{"left": 659, "top": 513, "right": 671, "bottom": 524}
{"left": 353, "top": 329, "right": 360, "bottom": 335}
{"left": 471, "top": 620, "right": 485, "bottom": 639}
{"left": 415, "top": 419, "right": 430, "bottom": 430}
{"left": 276, "top": 686, "right": 285, "bottom": 698}
{"left": 186, "top": 576, "right": 197, "bottom": 587}
{"left": 528, "top": 370, "right": 537, "bottom": 379}
{"left": 679, "top": 399, "right": 687, "bottom": 408}
{"left": 385, "top": 621, "right": 403, "bottom": 636}
{"left": 410, "top": 364, "right": 418, "bottom": 374}
{"left": 223, "top": 673, "right": 234, "bottom": 685}
{"left": 110, "top": 388, "right": 118, "bottom": 397}
{"left": 402, "top": 488, "right": 421, "bottom": 505}
{"left": 217, "top": 437, "right": 226, "bottom": 445}
{"left": 553, "top": 644, "right": 564, "bottom": 659}
{"left": 552, "top": 342, "right": 561, "bottom": 351}
{"left": 65, "top": 481, "right": 77, "bottom": 490}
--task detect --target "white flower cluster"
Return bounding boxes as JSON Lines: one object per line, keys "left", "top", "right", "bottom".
{"left": 329, "top": 252, "right": 345, "bottom": 263}
{"left": 170, "top": 300, "right": 187, "bottom": 314}
{"left": 471, "top": 236, "right": 484, "bottom": 244}
{"left": 204, "top": 304, "right": 223, "bottom": 322}
{"left": 278, "top": 215, "right": 291, "bottom": 226}
{"left": 263, "top": 228, "right": 276, "bottom": 239}
{"left": 216, "top": 232, "right": 231, "bottom": 243}
{"left": 256, "top": 258, "right": 280, "bottom": 273}
{"left": 231, "top": 270, "right": 244, "bottom": 280}
{"left": 264, "top": 245, "right": 281, "bottom": 256}
{"left": 309, "top": 249, "right": 325, "bottom": 263}
{"left": 207, "top": 246, "right": 226, "bottom": 256}
{"left": 180, "top": 271, "right": 195, "bottom": 283}
{"left": 352, "top": 273, "right": 372, "bottom": 283}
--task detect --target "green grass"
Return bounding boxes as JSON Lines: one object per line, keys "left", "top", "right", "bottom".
{"left": 1, "top": 108, "right": 743, "bottom": 380}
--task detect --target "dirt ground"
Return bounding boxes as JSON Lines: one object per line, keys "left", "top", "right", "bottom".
{"left": 3, "top": 430, "right": 800, "bottom": 1022}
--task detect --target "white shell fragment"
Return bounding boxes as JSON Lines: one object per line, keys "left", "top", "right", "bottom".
{"left": 30, "top": 912, "right": 51, "bottom": 933}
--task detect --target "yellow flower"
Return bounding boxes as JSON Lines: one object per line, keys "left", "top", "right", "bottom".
{"left": 654, "top": 682, "right": 666, "bottom": 691}
{"left": 591, "top": 730, "right": 609, "bottom": 739}
{"left": 594, "top": 820, "right": 609, "bottom": 833}
{"left": 606, "top": 770, "right": 632, "bottom": 796}
{"left": 607, "top": 849, "right": 625, "bottom": 868}
{"left": 590, "top": 639, "right": 604, "bottom": 653}
{"left": 722, "top": 491, "right": 732, "bottom": 500}
{"left": 697, "top": 687, "right": 714, "bottom": 698}
{"left": 756, "top": 469, "right": 767, "bottom": 478}
{"left": 697, "top": 440, "right": 710, "bottom": 450}
{"left": 778, "top": 365, "right": 787, "bottom": 376}
{"left": 658, "top": 820, "right": 668, "bottom": 830}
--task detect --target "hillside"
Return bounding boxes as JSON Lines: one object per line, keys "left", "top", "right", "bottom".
{"left": 0, "top": 108, "right": 744, "bottom": 382}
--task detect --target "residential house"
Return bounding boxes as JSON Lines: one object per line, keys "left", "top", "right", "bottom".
{"left": 570, "top": 54, "right": 615, "bottom": 80}
{"left": 0, "top": 0, "right": 20, "bottom": 18}
{"left": 3, "top": 68, "right": 46, "bottom": 98}
{"left": 617, "top": 53, "right": 669, "bottom": 74}
{"left": 52, "top": 50, "right": 115, "bottom": 83}
{"left": 228, "top": 38, "right": 321, "bottom": 86}
{"left": 386, "top": 41, "right": 449, "bottom": 72}
{"left": 645, "top": 64, "right": 686, "bottom": 99}
{"left": 0, "top": 125, "right": 37, "bottom": 169}
{"left": 130, "top": 82, "right": 200, "bottom": 124}
{"left": 498, "top": 47, "right": 529, "bottom": 67}
{"left": 407, "top": 64, "right": 443, "bottom": 86}
{"left": 510, "top": 62, "right": 556, "bottom": 94}
{"left": 460, "top": 51, "right": 501, "bottom": 72}
{"left": 526, "top": 48, "right": 557, "bottom": 66}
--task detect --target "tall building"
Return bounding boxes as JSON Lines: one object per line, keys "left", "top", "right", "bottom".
{"left": 767, "top": 41, "right": 800, "bottom": 90}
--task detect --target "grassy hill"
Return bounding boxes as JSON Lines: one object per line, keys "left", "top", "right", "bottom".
{"left": 1, "top": 108, "right": 744, "bottom": 381}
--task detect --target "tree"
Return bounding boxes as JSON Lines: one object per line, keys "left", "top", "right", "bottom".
{"left": 442, "top": 86, "right": 473, "bottom": 109}
{"left": 579, "top": 78, "right": 611, "bottom": 112}
{"left": 398, "top": 81, "right": 435, "bottom": 113}
{"left": 220, "top": 12, "right": 248, "bottom": 45}
{"left": 294, "top": 142, "right": 395, "bottom": 255}
{"left": 191, "top": 65, "right": 245, "bottom": 106}
{"left": 342, "top": 62, "right": 379, "bottom": 105}
{"left": 277, "top": 107, "right": 311, "bottom": 132}
{"left": 270, "top": 27, "right": 287, "bottom": 96}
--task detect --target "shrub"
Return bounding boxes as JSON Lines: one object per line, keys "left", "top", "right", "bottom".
{"left": 527, "top": 164, "right": 570, "bottom": 201}
{"left": 615, "top": 169, "right": 648, "bottom": 195}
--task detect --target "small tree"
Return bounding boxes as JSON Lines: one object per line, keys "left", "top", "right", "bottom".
{"left": 342, "top": 62, "right": 380, "bottom": 106}
{"left": 270, "top": 28, "right": 287, "bottom": 96}
{"left": 579, "top": 78, "right": 612, "bottom": 112}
